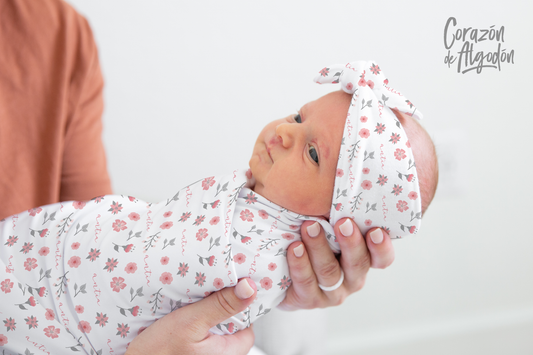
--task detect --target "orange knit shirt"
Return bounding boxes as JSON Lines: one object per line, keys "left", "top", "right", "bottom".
{"left": 0, "top": 0, "right": 112, "bottom": 219}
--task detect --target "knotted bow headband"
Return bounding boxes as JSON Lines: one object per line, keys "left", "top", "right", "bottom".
{"left": 314, "top": 61, "right": 423, "bottom": 238}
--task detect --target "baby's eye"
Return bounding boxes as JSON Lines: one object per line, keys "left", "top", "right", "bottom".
{"left": 294, "top": 113, "right": 302, "bottom": 123}
{"left": 309, "top": 145, "right": 319, "bottom": 164}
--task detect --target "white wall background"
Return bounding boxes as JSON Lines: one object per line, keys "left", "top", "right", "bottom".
{"left": 68, "top": 1, "right": 533, "bottom": 354}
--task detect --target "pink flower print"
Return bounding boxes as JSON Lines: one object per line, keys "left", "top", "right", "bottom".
{"left": 334, "top": 203, "right": 342, "bottom": 211}
{"left": 37, "top": 287, "right": 46, "bottom": 297}
{"left": 28, "top": 296, "right": 37, "bottom": 306}
{"left": 364, "top": 219, "right": 372, "bottom": 227}
{"left": 45, "top": 309, "right": 55, "bottom": 320}
{"left": 209, "top": 216, "right": 220, "bottom": 225}
{"left": 282, "top": 233, "right": 294, "bottom": 240}
{"left": 396, "top": 200, "right": 409, "bottom": 212}
{"left": 178, "top": 262, "right": 189, "bottom": 277}
{"left": 409, "top": 226, "right": 416, "bottom": 233}
{"left": 104, "top": 258, "right": 118, "bottom": 272}
{"left": 78, "top": 320, "right": 92, "bottom": 334}
{"left": 234, "top": 253, "right": 246, "bottom": 264}
{"left": 408, "top": 191, "right": 418, "bottom": 200}
{"left": 68, "top": 256, "right": 81, "bottom": 268}
{"left": 391, "top": 184, "right": 403, "bottom": 196}
{"left": 319, "top": 67, "right": 329, "bottom": 77}
{"left": 38, "top": 246, "right": 49, "bottom": 256}
{"left": 359, "top": 128, "right": 370, "bottom": 139}
{"left": 87, "top": 248, "right": 101, "bottom": 261}
{"left": 406, "top": 140, "right": 411, "bottom": 148}
{"left": 407, "top": 174, "right": 414, "bottom": 182}
{"left": 211, "top": 200, "right": 220, "bottom": 208}
{"left": 377, "top": 175, "right": 388, "bottom": 186}
{"left": 28, "top": 207, "right": 42, "bottom": 216}
{"left": 384, "top": 79, "right": 389, "bottom": 85}
{"left": 360, "top": 115, "right": 368, "bottom": 123}
{"left": 160, "top": 272, "right": 173, "bottom": 285}
{"left": 160, "top": 257, "right": 169, "bottom": 265}
{"left": 75, "top": 305, "right": 84, "bottom": 314}
{"left": 0, "top": 334, "right": 7, "bottom": 346}
{"left": 44, "top": 325, "right": 60, "bottom": 339}
{"left": 129, "top": 212, "right": 140, "bottom": 221}
{"left": 213, "top": 278, "right": 224, "bottom": 290}
{"left": 375, "top": 123, "right": 386, "bottom": 134}
{"left": 95, "top": 312, "right": 108, "bottom": 327}
{"left": 108, "top": 201, "right": 123, "bottom": 215}
{"left": 4, "top": 317, "right": 16, "bottom": 331}
{"left": 289, "top": 225, "right": 298, "bottom": 230}
{"left": 73, "top": 201, "right": 86, "bottom": 210}
{"left": 202, "top": 177, "right": 216, "bottom": 190}
{"left": 117, "top": 323, "right": 130, "bottom": 338}
{"left": 394, "top": 148, "right": 406, "bottom": 161}
{"left": 258, "top": 210, "right": 269, "bottom": 220}
{"left": 128, "top": 196, "right": 137, "bottom": 202}
{"left": 195, "top": 272, "right": 206, "bottom": 287}
{"left": 193, "top": 215, "right": 205, "bottom": 226}
{"left": 361, "top": 180, "right": 373, "bottom": 190}
{"left": 160, "top": 221, "right": 173, "bottom": 230}
{"left": 367, "top": 80, "right": 374, "bottom": 89}
{"left": 39, "top": 229, "right": 49, "bottom": 238}
{"left": 208, "top": 256, "right": 216, "bottom": 266}
{"left": 358, "top": 77, "right": 367, "bottom": 87}
{"left": 227, "top": 322, "right": 235, "bottom": 333}
{"left": 179, "top": 212, "right": 191, "bottom": 222}
{"left": 25, "top": 315, "right": 38, "bottom": 329}
{"left": 240, "top": 209, "right": 254, "bottom": 222}
{"left": 268, "top": 262, "right": 277, "bottom": 271}
{"left": 362, "top": 167, "right": 370, "bottom": 174}
{"left": 336, "top": 169, "right": 344, "bottom": 177}
{"left": 241, "top": 236, "right": 251, "bottom": 244}
{"left": 5, "top": 235, "right": 18, "bottom": 246}
{"left": 1, "top": 279, "right": 14, "bottom": 293}
{"left": 245, "top": 192, "right": 258, "bottom": 204}
{"left": 125, "top": 262, "right": 137, "bottom": 274}
{"left": 346, "top": 82, "right": 353, "bottom": 91}
{"left": 110, "top": 277, "right": 127, "bottom": 292}
{"left": 389, "top": 132, "right": 401, "bottom": 144}
{"left": 260, "top": 277, "right": 273, "bottom": 290}
{"left": 370, "top": 63, "right": 381, "bottom": 75}
{"left": 71, "top": 242, "right": 80, "bottom": 250}
{"left": 112, "top": 219, "right": 127, "bottom": 232}
{"left": 24, "top": 258, "right": 38, "bottom": 271}
{"left": 163, "top": 211, "right": 173, "bottom": 218}
{"left": 131, "top": 306, "right": 140, "bottom": 317}
{"left": 20, "top": 242, "right": 34, "bottom": 254}
{"left": 92, "top": 196, "right": 104, "bottom": 203}
{"left": 278, "top": 276, "right": 291, "bottom": 290}
{"left": 196, "top": 228, "right": 208, "bottom": 241}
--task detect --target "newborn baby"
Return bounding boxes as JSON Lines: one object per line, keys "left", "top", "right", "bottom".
{"left": 0, "top": 61, "right": 437, "bottom": 354}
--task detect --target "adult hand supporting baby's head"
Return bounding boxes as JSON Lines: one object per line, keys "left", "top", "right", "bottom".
{"left": 126, "top": 278, "right": 257, "bottom": 355}
{"left": 279, "top": 218, "right": 394, "bottom": 310}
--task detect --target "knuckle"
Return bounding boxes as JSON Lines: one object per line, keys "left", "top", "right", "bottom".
{"left": 318, "top": 261, "right": 341, "bottom": 281}
{"left": 350, "top": 276, "right": 366, "bottom": 293}
{"left": 213, "top": 290, "right": 238, "bottom": 317}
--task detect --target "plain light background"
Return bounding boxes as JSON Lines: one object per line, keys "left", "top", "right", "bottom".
{"left": 68, "top": 1, "right": 533, "bottom": 353}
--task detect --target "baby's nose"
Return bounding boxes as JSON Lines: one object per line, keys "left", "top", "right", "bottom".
{"left": 275, "top": 122, "right": 299, "bottom": 148}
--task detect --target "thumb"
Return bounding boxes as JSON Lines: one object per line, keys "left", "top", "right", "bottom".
{"left": 183, "top": 278, "right": 257, "bottom": 340}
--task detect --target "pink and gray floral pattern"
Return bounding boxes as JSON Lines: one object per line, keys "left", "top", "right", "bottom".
{"left": 314, "top": 60, "right": 423, "bottom": 238}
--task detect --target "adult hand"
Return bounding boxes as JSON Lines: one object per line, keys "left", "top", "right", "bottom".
{"left": 126, "top": 278, "right": 257, "bottom": 355}
{"left": 279, "top": 218, "right": 394, "bottom": 310}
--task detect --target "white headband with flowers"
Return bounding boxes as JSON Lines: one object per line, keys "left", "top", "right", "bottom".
{"left": 314, "top": 61, "right": 423, "bottom": 238}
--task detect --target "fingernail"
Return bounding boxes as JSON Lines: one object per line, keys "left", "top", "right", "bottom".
{"left": 235, "top": 279, "right": 255, "bottom": 300}
{"left": 307, "top": 222, "right": 320, "bottom": 237}
{"left": 339, "top": 219, "right": 353, "bottom": 237}
{"left": 370, "top": 229, "right": 383, "bottom": 244}
{"left": 293, "top": 244, "right": 304, "bottom": 258}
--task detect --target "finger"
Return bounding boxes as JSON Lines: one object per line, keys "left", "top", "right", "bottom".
{"left": 180, "top": 278, "right": 257, "bottom": 341}
{"left": 278, "top": 240, "right": 318, "bottom": 310}
{"left": 334, "top": 218, "right": 371, "bottom": 294}
{"left": 301, "top": 220, "right": 343, "bottom": 291}
{"left": 199, "top": 326, "right": 255, "bottom": 355}
{"left": 365, "top": 228, "right": 395, "bottom": 269}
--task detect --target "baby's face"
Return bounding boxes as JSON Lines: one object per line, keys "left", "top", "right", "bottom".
{"left": 249, "top": 91, "right": 350, "bottom": 217}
